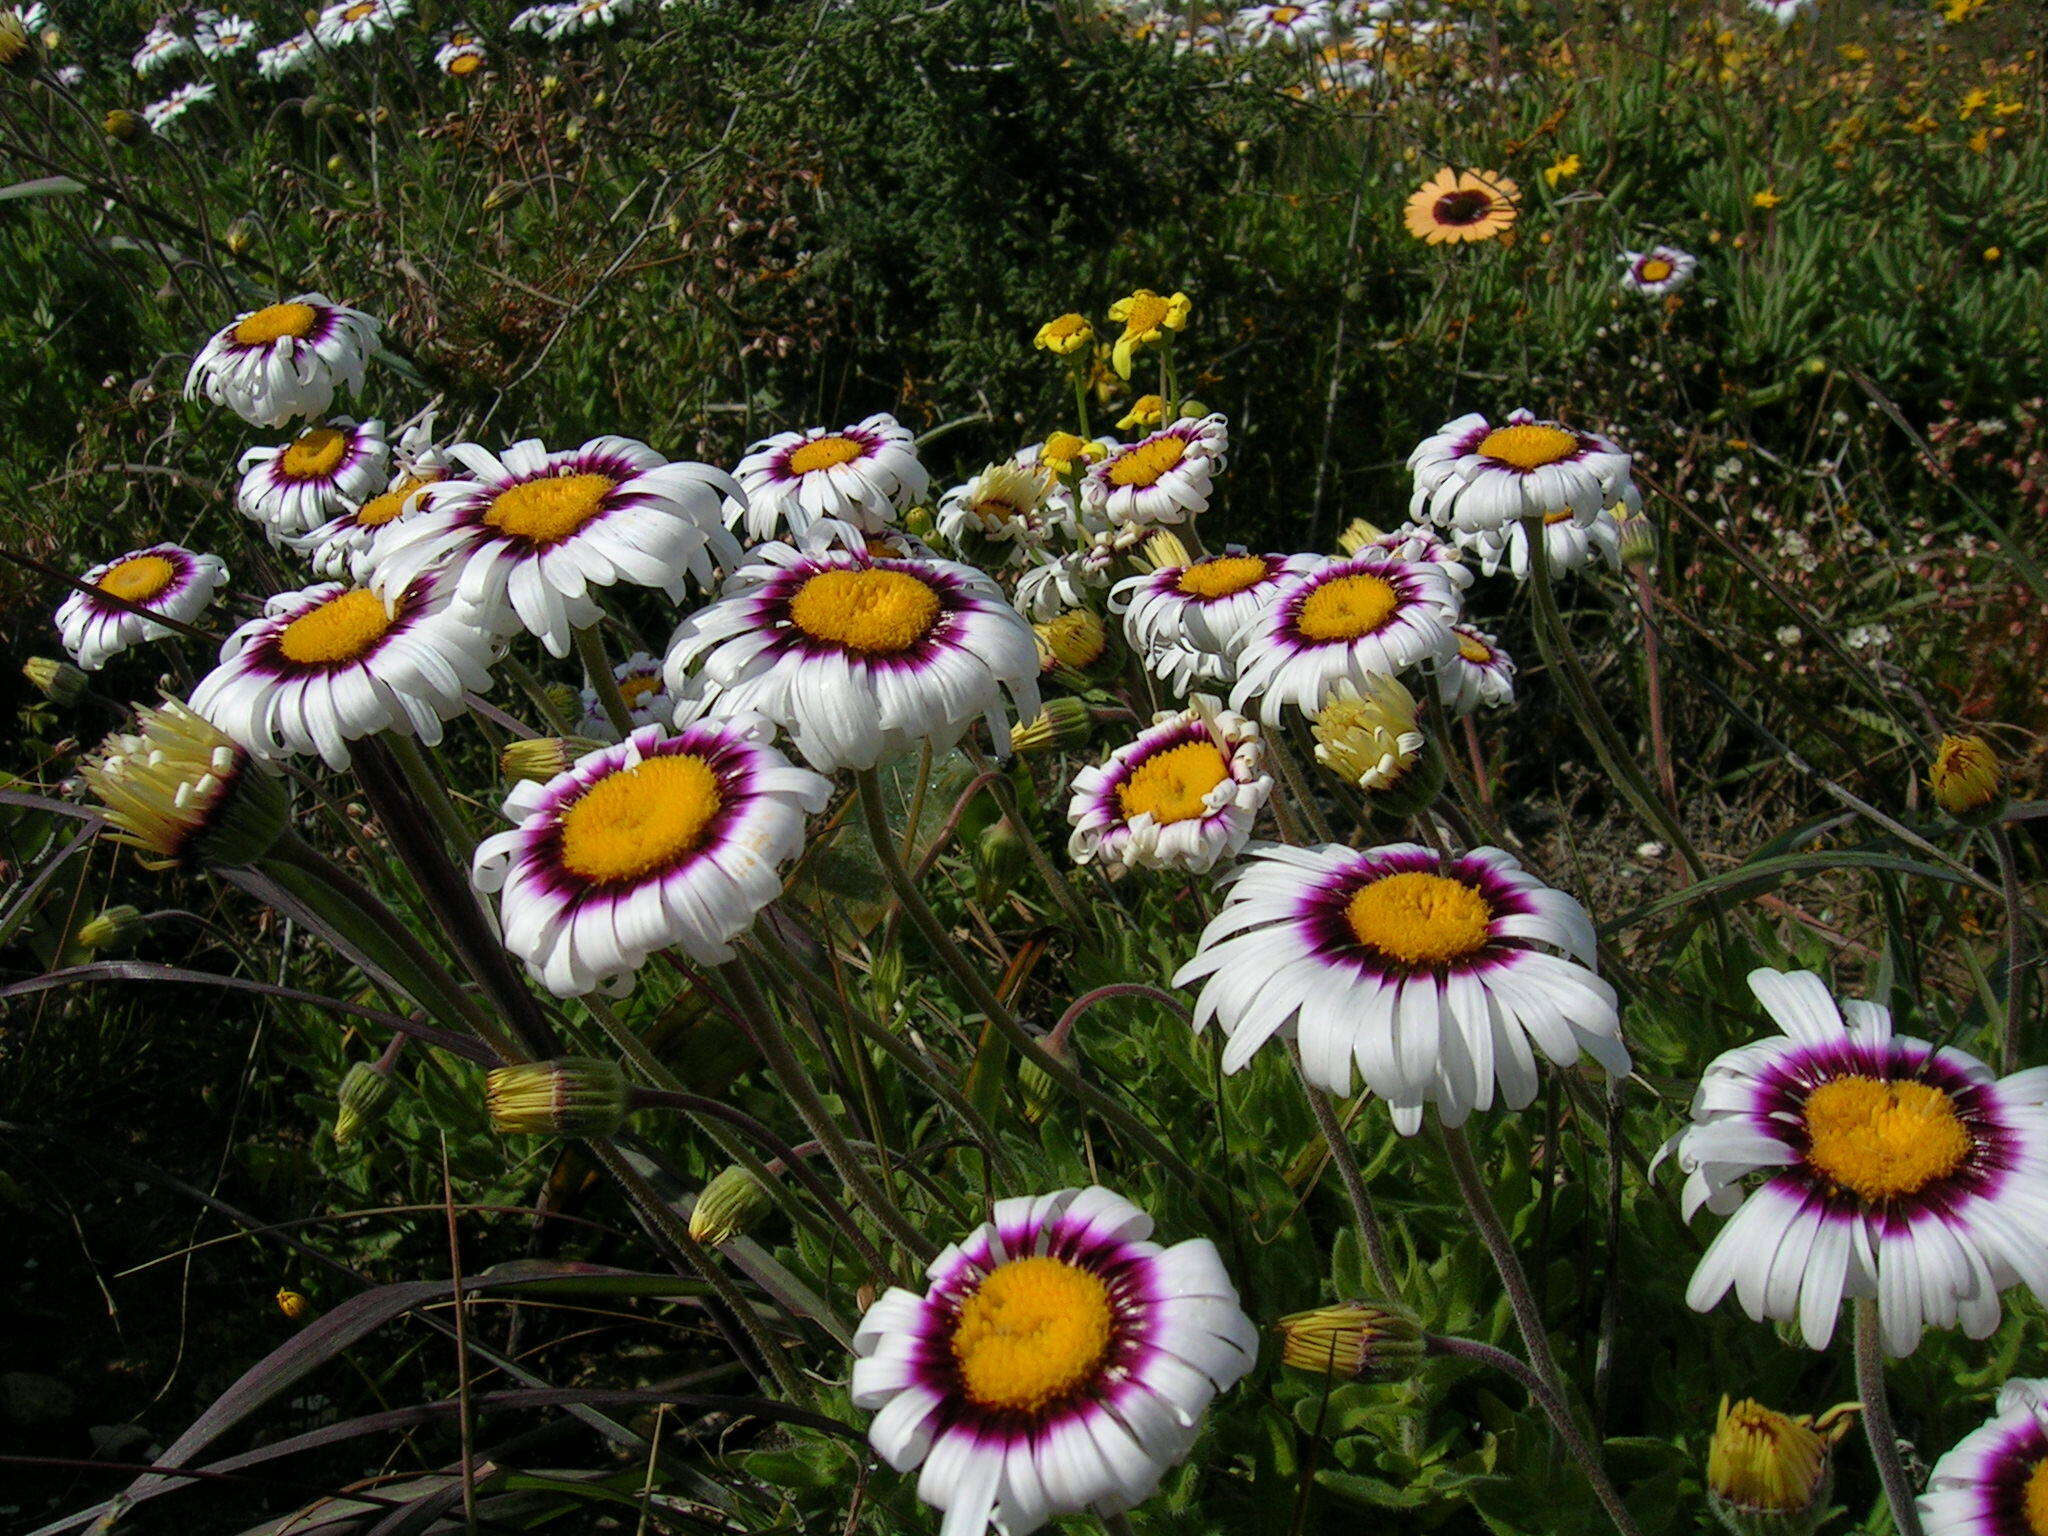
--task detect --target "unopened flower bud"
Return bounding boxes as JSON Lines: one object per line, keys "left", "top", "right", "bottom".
{"left": 542, "top": 681, "right": 580, "bottom": 721}
{"left": 276, "top": 1288, "right": 313, "bottom": 1321}
{"left": 1312, "top": 674, "right": 1443, "bottom": 818}
{"left": 334, "top": 1059, "right": 397, "bottom": 1146}
{"left": 486, "top": 1058, "right": 628, "bottom": 1136}
{"left": 689, "top": 1164, "right": 774, "bottom": 1246}
{"left": 1706, "top": 1397, "right": 1856, "bottom": 1536}
{"left": 1034, "top": 608, "right": 1107, "bottom": 674}
{"left": 502, "top": 735, "right": 602, "bottom": 783}
{"left": 75, "top": 905, "right": 144, "bottom": 954}
{"left": 1016, "top": 1034, "right": 1076, "bottom": 1125}
{"left": 1175, "top": 396, "right": 1210, "bottom": 420}
{"left": 1615, "top": 506, "right": 1657, "bottom": 566}
{"left": 976, "top": 819, "right": 1027, "bottom": 893}
{"left": 103, "top": 108, "right": 144, "bottom": 143}
{"left": 1276, "top": 1301, "right": 1425, "bottom": 1380}
{"left": 1141, "top": 529, "right": 1193, "bottom": 572}
{"left": 22, "top": 656, "right": 86, "bottom": 704}
{"left": 224, "top": 215, "right": 260, "bottom": 256}
{"left": 0, "top": 12, "right": 38, "bottom": 73}
{"left": 1930, "top": 733, "right": 2003, "bottom": 821}
{"left": 1335, "top": 517, "right": 1386, "bottom": 556}
{"left": 1011, "top": 697, "right": 1092, "bottom": 756}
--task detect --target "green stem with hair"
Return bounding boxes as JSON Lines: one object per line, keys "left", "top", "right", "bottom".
{"left": 574, "top": 624, "right": 635, "bottom": 737}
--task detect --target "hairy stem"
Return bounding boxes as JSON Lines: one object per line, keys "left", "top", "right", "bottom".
{"left": 1853, "top": 1297, "right": 1926, "bottom": 1536}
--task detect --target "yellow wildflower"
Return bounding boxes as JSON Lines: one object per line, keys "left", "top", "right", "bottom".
{"left": 1542, "top": 153, "right": 1581, "bottom": 188}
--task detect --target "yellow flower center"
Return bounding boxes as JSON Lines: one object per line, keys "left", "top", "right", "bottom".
{"left": 1177, "top": 554, "right": 1268, "bottom": 599}
{"left": 276, "top": 588, "right": 396, "bottom": 666}
{"left": 1802, "top": 1076, "right": 1972, "bottom": 1202}
{"left": 357, "top": 472, "right": 436, "bottom": 528}
{"left": 2023, "top": 1458, "right": 2048, "bottom": 1536}
{"left": 1708, "top": 1400, "right": 1826, "bottom": 1514}
{"left": 1638, "top": 256, "right": 1675, "bottom": 282}
{"left": 1295, "top": 573, "right": 1400, "bottom": 641}
{"left": 97, "top": 554, "right": 177, "bottom": 604}
{"left": 279, "top": 426, "right": 352, "bottom": 481}
{"left": 786, "top": 435, "right": 866, "bottom": 476}
{"left": 618, "top": 673, "right": 662, "bottom": 708}
{"left": 1108, "top": 435, "right": 1188, "bottom": 489}
{"left": 1345, "top": 870, "right": 1493, "bottom": 965}
{"left": 344, "top": 2, "right": 376, "bottom": 19}
{"left": 1118, "top": 739, "right": 1230, "bottom": 824}
{"left": 1119, "top": 292, "right": 1171, "bottom": 336}
{"left": 449, "top": 51, "right": 481, "bottom": 75}
{"left": 1477, "top": 423, "right": 1580, "bottom": 472}
{"left": 558, "top": 753, "right": 723, "bottom": 884}
{"left": 787, "top": 568, "right": 941, "bottom": 654}
{"left": 1272, "top": 5, "right": 1305, "bottom": 21}
{"left": 484, "top": 473, "right": 616, "bottom": 546}
{"left": 1455, "top": 632, "right": 1494, "bottom": 665}
{"left": 1044, "top": 314, "right": 1088, "bottom": 341}
{"left": 232, "top": 302, "right": 319, "bottom": 346}
{"left": 950, "top": 1256, "right": 1113, "bottom": 1414}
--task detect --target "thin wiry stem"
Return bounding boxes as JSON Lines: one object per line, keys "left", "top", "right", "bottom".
{"left": 574, "top": 624, "right": 635, "bottom": 737}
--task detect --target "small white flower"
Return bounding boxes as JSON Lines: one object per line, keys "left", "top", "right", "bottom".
{"left": 1068, "top": 703, "right": 1271, "bottom": 877}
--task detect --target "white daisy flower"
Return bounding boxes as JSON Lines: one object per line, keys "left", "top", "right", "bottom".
{"left": 473, "top": 717, "right": 829, "bottom": 996}
{"left": 509, "top": 4, "right": 567, "bottom": 34}
{"left": 1357, "top": 521, "right": 1474, "bottom": 591}
{"left": 1148, "top": 635, "right": 1234, "bottom": 696}
{"left": 1228, "top": 550, "right": 1461, "bottom": 724}
{"left": 1235, "top": 2, "right": 1333, "bottom": 46}
{"left": 434, "top": 35, "right": 486, "bottom": 76}
{"left": 1068, "top": 703, "right": 1271, "bottom": 877}
{"left": 1433, "top": 622, "right": 1515, "bottom": 717}
{"left": 255, "top": 32, "right": 317, "bottom": 78}
{"left": 579, "top": 650, "right": 672, "bottom": 739}
{"left": 237, "top": 417, "right": 390, "bottom": 540}
{"left": 186, "top": 293, "right": 381, "bottom": 431}
{"left": 1111, "top": 550, "right": 1322, "bottom": 669}
{"left": 729, "top": 413, "right": 928, "bottom": 545}
{"left": 1667, "top": 968, "right": 2048, "bottom": 1357}
{"left": 284, "top": 416, "right": 452, "bottom": 582}
{"left": 1456, "top": 504, "right": 1623, "bottom": 580}
{"left": 540, "top": 0, "right": 636, "bottom": 37}
{"left": 935, "top": 459, "right": 1077, "bottom": 563}
{"left": 55, "top": 543, "right": 229, "bottom": 672}
{"left": 851, "top": 1186, "right": 1258, "bottom": 1536}
{"left": 133, "top": 23, "right": 192, "bottom": 76}
{"left": 1619, "top": 245, "right": 1698, "bottom": 297}
{"left": 1408, "top": 409, "right": 1638, "bottom": 535}
{"left": 1921, "top": 1378, "right": 2048, "bottom": 1536}
{"left": 1746, "top": 0, "right": 1810, "bottom": 21}
{"left": 142, "top": 80, "right": 217, "bottom": 134}
{"left": 195, "top": 13, "right": 259, "bottom": 57}
{"left": 315, "top": 0, "right": 410, "bottom": 47}
{"left": 665, "top": 540, "right": 1041, "bottom": 773}
{"left": 364, "top": 434, "right": 740, "bottom": 659}
{"left": 191, "top": 573, "right": 497, "bottom": 769}
{"left": 1080, "top": 414, "right": 1229, "bottom": 530}
{"left": 1175, "top": 841, "right": 1626, "bottom": 1133}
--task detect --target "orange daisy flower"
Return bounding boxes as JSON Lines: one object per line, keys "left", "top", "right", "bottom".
{"left": 1403, "top": 167, "right": 1519, "bottom": 245}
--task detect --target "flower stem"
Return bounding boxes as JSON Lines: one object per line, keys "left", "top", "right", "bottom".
{"left": 1630, "top": 562, "right": 1678, "bottom": 815}
{"left": 1991, "top": 824, "right": 2032, "bottom": 1075}
{"left": 962, "top": 742, "right": 1092, "bottom": 929}
{"left": 1853, "top": 1297, "right": 1927, "bottom": 1536}
{"left": 574, "top": 624, "right": 635, "bottom": 737}
{"left": 1299, "top": 1072, "right": 1399, "bottom": 1297}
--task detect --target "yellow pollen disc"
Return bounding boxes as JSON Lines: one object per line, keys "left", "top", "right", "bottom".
{"left": 280, "top": 426, "right": 351, "bottom": 480}
{"left": 1802, "top": 1076, "right": 1972, "bottom": 1202}
{"left": 786, "top": 435, "right": 866, "bottom": 476}
{"left": 950, "top": 1256, "right": 1113, "bottom": 1414}
{"left": 1118, "top": 740, "right": 1230, "bottom": 824}
{"left": 1345, "top": 871, "right": 1493, "bottom": 965}
{"left": 618, "top": 674, "right": 662, "bottom": 708}
{"left": 2023, "top": 1458, "right": 2048, "bottom": 1536}
{"left": 357, "top": 473, "right": 435, "bottom": 528}
{"left": 1272, "top": 5, "right": 1304, "bottom": 20}
{"left": 449, "top": 51, "right": 481, "bottom": 75}
{"left": 558, "top": 753, "right": 723, "bottom": 884}
{"left": 1543, "top": 509, "right": 1576, "bottom": 526}
{"left": 1107, "top": 435, "right": 1188, "bottom": 489}
{"left": 344, "top": 1, "right": 375, "bottom": 19}
{"left": 1477, "top": 423, "right": 1580, "bottom": 472}
{"left": 97, "top": 554, "right": 177, "bottom": 604}
{"left": 1295, "top": 573, "right": 1400, "bottom": 641}
{"left": 276, "top": 588, "right": 396, "bottom": 666}
{"left": 1639, "top": 257, "right": 1675, "bottom": 282}
{"left": 484, "top": 473, "right": 616, "bottom": 546}
{"left": 787, "top": 568, "right": 941, "bottom": 654}
{"left": 1120, "top": 293, "right": 1170, "bottom": 334}
{"left": 232, "top": 302, "right": 319, "bottom": 346}
{"left": 1177, "top": 555, "right": 1268, "bottom": 599}
{"left": 1455, "top": 633, "right": 1493, "bottom": 665}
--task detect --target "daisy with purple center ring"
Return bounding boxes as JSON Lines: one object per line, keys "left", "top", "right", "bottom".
{"left": 729, "top": 413, "right": 928, "bottom": 545}
{"left": 579, "top": 650, "right": 673, "bottom": 740}
{"left": 1081, "top": 414, "right": 1229, "bottom": 530}
{"left": 256, "top": 31, "right": 317, "bottom": 78}
{"left": 1408, "top": 408, "right": 1638, "bottom": 535}
{"left": 1434, "top": 622, "right": 1516, "bottom": 717}
{"left": 186, "top": 293, "right": 381, "bottom": 429}
{"left": 665, "top": 540, "right": 1041, "bottom": 772}
{"left": 1067, "top": 702, "right": 1272, "bottom": 876}
{"left": 1227, "top": 549, "right": 1461, "bottom": 724}
{"left": 315, "top": 0, "right": 410, "bottom": 48}
{"left": 1456, "top": 504, "right": 1623, "bottom": 580}
{"left": 190, "top": 573, "right": 497, "bottom": 769}
{"left": 1111, "top": 549, "right": 1323, "bottom": 667}
{"left": 142, "top": 80, "right": 217, "bottom": 134}
{"left": 132, "top": 22, "right": 193, "bottom": 76}
{"left": 1619, "top": 245, "right": 1698, "bottom": 297}
{"left": 851, "top": 1185, "right": 1258, "bottom": 1536}
{"left": 1348, "top": 520, "right": 1475, "bottom": 592}
{"left": 364, "top": 435, "right": 740, "bottom": 659}
{"left": 473, "top": 717, "right": 829, "bottom": 997}
{"left": 1173, "top": 842, "right": 1625, "bottom": 1133}
{"left": 1922, "top": 1378, "right": 2048, "bottom": 1536}
{"left": 287, "top": 426, "right": 451, "bottom": 583}
{"left": 57, "top": 543, "right": 228, "bottom": 672}
{"left": 238, "top": 417, "right": 390, "bottom": 540}
{"left": 1666, "top": 967, "right": 2048, "bottom": 1356}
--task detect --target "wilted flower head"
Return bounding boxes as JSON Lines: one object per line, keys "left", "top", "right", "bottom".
{"left": 1929, "top": 733, "right": 2002, "bottom": 820}
{"left": 83, "top": 699, "right": 287, "bottom": 870}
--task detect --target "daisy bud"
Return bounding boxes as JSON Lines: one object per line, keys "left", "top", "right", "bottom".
{"left": 1140, "top": 529, "right": 1194, "bottom": 572}
{"left": 0, "top": 11, "right": 38, "bottom": 72}
{"left": 102, "top": 108, "right": 144, "bottom": 143}
{"left": 1930, "top": 733, "right": 2004, "bottom": 821}
{"left": 1706, "top": 1397, "right": 1856, "bottom": 1536}
{"left": 83, "top": 699, "right": 288, "bottom": 870}
{"left": 1011, "top": 696, "right": 1093, "bottom": 756}
{"left": 22, "top": 656, "right": 87, "bottom": 705}
{"left": 74, "top": 905, "right": 144, "bottom": 955}
{"left": 1034, "top": 608, "right": 1108, "bottom": 675}
{"left": 225, "top": 216, "right": 260, "bottom": 256}
{"left": 1311, "top": 674, "right": 1443, "bottom": 819}
{"left": 1276, "top": 1301, "right": 1425, "bottom": 1381}
{"left": 1334, "top": 517, "right": 1386, "bottom": 556}
{"left": 1176, "top": 397, "right": 1211, "bottom": 420}
{"left": 501, "top": 735, "right": 603, "bottom": 784}
{"left": 689, "top": 1164, "right": 774, "bottom": 1246}
{"left": 276, "top": 1288, "right": 313, "bottom": 1321}
{"left": 333, "top": 1059, "right": 397, "bottom": 1146}
{"left": 1016, "top": 1033, "right": 1076, "bottom": 1125}
{"left": 542, "top": 682, "right": 581, "bottom": 721}
{"left": 1615, "top": 506, "right": 1657, "bottom": 567}
{"left": 486, "top": 1058, "right": 629, "bottom": 1137}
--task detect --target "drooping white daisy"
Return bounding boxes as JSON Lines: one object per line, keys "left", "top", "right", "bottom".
{"left": 851, "top": 1186, "right": 1258, "bottom": 1536}
{"left": 539, "top": 0, "right": 636, "bottom": 37}
{"left": 56, "top": 544, "right": 229, "bottom": 672}
{"left": 1228, "top": 550, "right": 1461, "bottom": 724}
{"left": 1175, "top": 842, "right": 1626, "bottom": 1133}
{"left": 1457, "top": 505, "right": 1623, "bottom": 581}
{"left": 1668, "top": 968, "right": 2048, "bottom": 1357}
{"left": 1080, "top": 414, "right": 1229, "bottom": 530}
{"left": 434, "top": 30, "right": 486, "bottom": 76}
{"left": 285, "top": 417, "right": 451, "bottom": 582}
{"left": 133, "top": 22, "right": 193, "bottom": 76}
{"left": 1355, "top": 521, "right": 1475, "bottom": 591}
{"left": 1111, "top": 550, "right": 1321, "bottom": 668}
{"left": 580, "top": 650, "right": 673, "bottom": 739}
{"left": 1147, "top": 635, "right": 1234, "bottom": 697}
{"left": 364, "top": 435, "right": 739, "bottom": 659}
{"left": 1235, "top": 2, "right": 1333, "bottom": 47}
{"left": 238, "top": 417, "right": 390, "bottom": 540}
{"left": 665, "top": 540, "right": 1041, "bottom": 773}
{"left": 1068, "top": 703, "right": 1271, "bottom": 877}
{"left": 190, "top": 574, "right": 497, "bottom": 769}
{"left": 1921, "top": 1378, "right": 2048, "bottom": 1536}
{"left": 195, "top": 13, "right": 259, "bottom": 57}
{"left": 1618, "top": 245, "right": 1698, "bottom": 297}
{"left": 728, "top": 414, "right": 927, "bottom": 545}
{"left": 142, "top": 80, "right": 217, "bottom": 134}
{"left": 1433, "top": 623, "right": 1515, "bottom": 717}
{"left": 1013, "top": 543, "right": 1114, "bottom": 623}
{"left": 186, "top": 294, "right": 381, "bottom": 430}
{"left": 935, "top": 460, "right": 1076, "bottom": 562}
{"left": 314, "top": 0, "right": 410, "bottom": 47}
{"left": 473, "top": 717, "right": 829, "bottom": 996}
{"left": 509, "top": 3, "right": 567, "bottom": 33}
{"left": 255, "top": 31, "right": 317, "bottom": 78}
{"left": 1408, "top": 409, "right": 1638, "bottom": 535}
